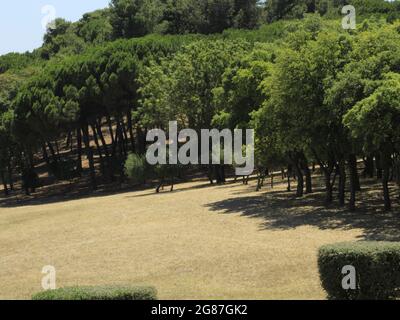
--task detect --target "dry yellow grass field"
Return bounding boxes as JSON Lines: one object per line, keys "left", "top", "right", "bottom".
{"left": 1, "top": 177, "right": 397, "bottom": 300}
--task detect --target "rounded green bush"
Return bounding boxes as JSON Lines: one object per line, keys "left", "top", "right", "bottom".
{"left": 318, "top": 241, "right": 400, "bottom": 300}
{"left": 32, "top": 285, "right": 157, "bottom": 300}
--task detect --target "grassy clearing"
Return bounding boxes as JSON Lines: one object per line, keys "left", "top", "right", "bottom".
{"left": 0, "top": 176, "right": 398, "bottom": 300}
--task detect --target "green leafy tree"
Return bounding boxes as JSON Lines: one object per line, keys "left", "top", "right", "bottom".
{"left": 40, "top": 18, "right": 86, "bottom": 59}
{"left": 344, "top": 74, "right": 400, "bottom": 211}
{"left": 76, "top": 9, "right": 113, "bottom": 44}
{"left": 110, "top": 0, "right": 165, "bottom": 38}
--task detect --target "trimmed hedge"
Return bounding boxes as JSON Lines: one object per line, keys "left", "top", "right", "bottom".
{"left": 318, "top": 242, "right": 400, "bottom": 300}
{"left": 32, "top": 285, "right": 157, "bottom": 300}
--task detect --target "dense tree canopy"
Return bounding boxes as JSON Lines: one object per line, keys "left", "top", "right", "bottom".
{"left": 265, "top": 0, "right": 400, "bottom": 22}
{"left": 1, "top": 2, "right": 400, "bottom": 211}
{"left": 109, "top": 0, "right": 263, "bottom": 37}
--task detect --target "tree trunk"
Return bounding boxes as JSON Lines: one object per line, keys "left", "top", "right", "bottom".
{"left": 127, "top": 110, "right": 135, "bottom": 153}
{"left": 349, "top": 154, "right": 361, "bottom": 191}
{"left": 120, "top": 121, "right": 128, "bottom": 157}
{"left": 296, "top": 170, "right": 304, "bottom": 197}
{"left": 136, "top": 127, "right": 147, "bottom": 155}
{"left": 66, "top": 131, "right": 72, "bottom": 149}
{"left": 76, "top": 128, "right": 83, "bottom": 175}
{"left": 311, "top": 148, "right": 335, "bottom": 204}
{"left": 207, "top": 165, "right": 214, "bottom": 185}
{"left": 1, "top": 171, "right": 9, "bottom": 196}
{"left": 82, "top": 124, "right": 97, "bottom": 191}
{"left": 27, "top": 149, "right": 36, "bottom": 193}
{"left": 394, "top": 156, "right": 400, "bottom": 192}
{"left": 114, "top": 122, "right": 126, "bottom": 183}
{"left": 7, "top": 161, "right": 13, "bottom": 191}
{"left": 91, "top": 124, "right": 106, "bottom": 176}
{"left": 324, "top": 171, "right": 333, "bottom": 204}
{"left": 95, "top": 121, "right": 114, "bottom": 181}
{"left": 117, "top": 121, "right": 127, "bottom": 158}
{"left": 348, "top": 154, "right": 357, "bottom": 212}
{"left": 287, "top": 165, "right": 292, "bottom": 192}
{"left": 256, "top": 170, "right": 263, "bottom": 191}
{"left": 112, "top": 121, "right": 126, "bottom": 159}
{"left": 382, "top": 166, "right": 391, "bottom": 212}
{"left": 120, "top": 117, "right": 129, "bottom": 147}
{"left": 47, "top": 141, "right": 58, "bottom": 165}
{"left": 381, "top": 151, "right": 391, "bottom": 212}
{"left": 375, "top": 153, "right": 383, "bottom": 180}
{"left": 364, "top": 156, "right": 374, "bottom": 178}
{"left": 214, "top": 165, "right": 223, "bottom": 184}
{"left": 106, "top": 114, "right": 115, "bottom": 145}
{"left": 23, "top": 172, "right": 30, "bottom": 196}
{"left": 111, "top": 125, "right": 120, "bottom": 158}
{"left": 55, "top": 140, "right": 61, "bottom": 157}
{"left": 303, "top": 164, "right": 312, "bottom": 194}
{"left": 290, "top": 154, "right": 304, "bottom": 197}
{"left": 42, "top": 144, "right": 51, "bottom": 170}
{"left": 338, "top": 159, "right": 346, "bottom": 207}
{"left": 96, "top": 121, "right": 110, "bottom": 158}
{"left": 299, "top": 153, "right": 312, "bottom": 193}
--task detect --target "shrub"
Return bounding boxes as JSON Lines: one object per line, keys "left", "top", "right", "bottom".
{"left": 21, "top": 168, "right": 40, "bottom": 190}
{"left": 154, "top": 163, "right": 177, "bottom": 179}
{"left": 50, "top": 158, "right": 78, "bottom": 180}
{"left": 318, "top": 241, "right": 400, "bottom": 300}
{"left": 124, "top": 153, "right": 148, "bottom": 184}
{"left": 32, "top": 285, "right": 157, "bottom": 300}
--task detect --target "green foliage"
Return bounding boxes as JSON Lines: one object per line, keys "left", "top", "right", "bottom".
{"left": 265, "top": 0, "right": 400, "bottom": 22}
{"left": 348, "top": 0, "right": 400, "bottom": 16}
{"left": 1, "top": 2, "right": 400, "bottom": 211}
{"left": 197, "top": 0, "right": 240, "bottom": 34}
{"left": 265, "top": 0, "right": 315, "bottom": 22}
{"left": 76, "top": 9, "right": 113, "bottom": 44}
{"left": 109, "top": 0, "right": 262, "bottom": 38}
{"left": 253, "top": 25, "right": 352, "bottom": 169}
{"left": 125, "top": 153, "right": 148, "bottom": 184}
{"left": 0, "top": 73, "right": 22, "bottom": 110}
{"left": 50, "top": 158, "right": 78, "bottom": 181}
{"left": 32, "top": 285, "right": 157, "bottom": 300}
{"left": 179, "top": 0, "right": 263, "bottom": 33}
{"left": 39, "top": 9, "right": 113, "bottom": 59}
{"left": 0, "top": 52, "right": 38, "bottom": 74}
{"left": 0, "top": 68, "right": 41, "bottom": 177}
{"left": 318, "top": 242, "right": 400, "bottom": 300}
{"left": 41, "top": 18, "right": 86, "bottom": 59}
{"left": 344, "top": 73, "right": 400, "bottom": 153}
{"left": 139, "top": 39, "right": 249, "bottom": 131}
{"left": 161, "top": 0, "right": 208, "bottom": 34}
{"left": 214, "top": 42, "right": 273, "bottom": 130}
{"left": 110, "top": 0, "right": 166, "bottom": 38}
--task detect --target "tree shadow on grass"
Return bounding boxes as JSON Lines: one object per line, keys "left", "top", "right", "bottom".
{"left": 0, "top": 176, "right": 147, "bottom": 208}
{"left": 205, "top": 180, "right": 400, "bottom": 241}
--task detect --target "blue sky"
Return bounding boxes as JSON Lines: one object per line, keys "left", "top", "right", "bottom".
{"left": 0, "top": 0, "right": 110, "bottom": 55}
